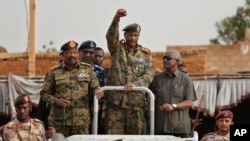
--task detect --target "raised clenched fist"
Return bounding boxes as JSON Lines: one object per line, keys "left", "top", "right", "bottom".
{"left": 115, "top": 8, "right": 127, "bottom": 19}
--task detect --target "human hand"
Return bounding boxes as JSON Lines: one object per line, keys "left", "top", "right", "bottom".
{"left": 54, "top": 98, "right": 70, "bottom": 108}
{"left": 160, "top": 103, "right": 174, "bottom": 111}
{"left": 95, "top": 88, "right": 104, "bottom": 100}
{"left": 192, "top": 119, "right": 202, "bottom": 126}
{"left": 124, "top": 82, "right": 136, "bottom": 90}
{"left": 114, "top": 8, "right": 127, "bottom": 20}
{"left": 46, "top": 127, "right": 56, "bottom": 139}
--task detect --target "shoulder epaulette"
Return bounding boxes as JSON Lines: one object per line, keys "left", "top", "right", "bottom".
{"left": 80, "top": 62, "right": 91, "bottom": 67}
{"left": 33, "top": 118, "right": 43, "bottom": 126}
{"left": 140, "top": 47, "right": 151, "bottom": 54}
{"left": 6, "top": 121, "right": 15, "bottom": 129}
{"left": 33, "top": 118, "right": 43, "bottom": 123}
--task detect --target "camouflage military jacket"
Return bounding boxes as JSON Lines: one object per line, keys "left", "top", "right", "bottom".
{"left": 105, "top": 20, "right": 155, "bottom": 108}
{"left": 200, "top": 132, "right": 230, "bottom": 141}
{"left": 40, "top": 62, "right": 100, "bottom": 126}
{"left": 3, "top": 117, "right": 46, "bottom": 141}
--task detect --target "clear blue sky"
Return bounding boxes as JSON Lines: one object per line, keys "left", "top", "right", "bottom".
{"left": 0, "top": 0, "right": 245, "bottom": 53}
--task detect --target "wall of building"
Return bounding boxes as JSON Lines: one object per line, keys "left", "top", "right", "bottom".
{"left": 167, "top": 44, "right": 250, "bottom": 73}
{"left": 0, "top": 44, "right": 249, "bottom": 76}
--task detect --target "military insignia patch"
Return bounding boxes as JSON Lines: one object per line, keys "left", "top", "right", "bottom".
{"left": 224, "top": 112, "right": 229, "bottom": 117}
{"left": 69, "top": 40, "right": 76, "bottom": 48}
{"left": 7, "top": 130, "right": 16, "bottom": 138}
{"left": 79, "top": 73, "right": 89, "bottom": 79}
{"left": 136, "top": 25, "right": 141, "bottom": 32}
{"left": 90, "top": 41, "right": 95, "bottom": 47}
{"left": 23, "top": 96, "right": 29, "bottom": 102}
{"left": 16, "top": 122, "right": 22, "bottom": 128}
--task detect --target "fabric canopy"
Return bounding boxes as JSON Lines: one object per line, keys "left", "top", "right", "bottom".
{"left": 192, "top": 79, "right": 250, "bottom": 116}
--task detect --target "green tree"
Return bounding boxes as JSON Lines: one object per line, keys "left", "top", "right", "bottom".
{"left": 210, "top": 0, "right": 250, "bottom": 45}
{"left": 41, "top": 41, "right": 58, "bottom": 52}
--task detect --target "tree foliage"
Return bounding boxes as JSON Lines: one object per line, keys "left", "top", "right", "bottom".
{"left": 40, "top": 41, "right": 58, "bottom": 52}
{"left": 210, "top": 0, "right": 250, "bottom": 45}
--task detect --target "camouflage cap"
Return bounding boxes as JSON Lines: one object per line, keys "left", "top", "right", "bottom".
{"left": 60, "top": 40, "right": 78, "bottom": 51}
{"left": 122, "top": 23, "right": 141, "bottom": 33}
{"left": 215, "top": 110, "right": 233, "bottom": 120}
{"left": 14, "top": 94, "right": 31, "bottom": 106}
{"left": 78, "top": 40, "right": 96, "bottom": 51}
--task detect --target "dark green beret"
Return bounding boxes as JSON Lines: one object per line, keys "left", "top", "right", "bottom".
{"left": 60, "top": 40, "right": 78, "bottom": 51}
{"left": 14, "top": 94, "right": 31, "bottom": 106}
{"left": 122, "top": 23, "right": 141, "bottom": 33}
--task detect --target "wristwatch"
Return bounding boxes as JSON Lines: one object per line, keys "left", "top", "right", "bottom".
{"left": 172, "top": 103, "right": 177, "bottom": 109}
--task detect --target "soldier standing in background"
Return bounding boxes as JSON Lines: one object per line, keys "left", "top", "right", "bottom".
{"left": 3, "top": 94, "right": 47, "bottom": 141}
{"left": 78, "top": 40, "right": 96, "bottom": 65}
{"left": 93, "top": 47, "right": 109, "bottom": 134}
{"left": 200, "top": 110, "right": 233, "bottom": 141}
{"left": 40, "top": 40, "right": 104, "bottom": 137}
{"left": 104, "top": 8, "right": 155, "bottom": 134}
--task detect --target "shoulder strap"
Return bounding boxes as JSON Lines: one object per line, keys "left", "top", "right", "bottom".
{"left": 140, "top": 46, "right": 151, "bottom": 54}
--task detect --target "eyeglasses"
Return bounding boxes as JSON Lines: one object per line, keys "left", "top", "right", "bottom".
{"left": 82, "top": 50, "right": 94, "bottom": 55}
{"left": 163, "top": 56, "right": 176, "bottom": 61}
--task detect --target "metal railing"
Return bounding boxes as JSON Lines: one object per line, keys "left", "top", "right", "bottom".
{"left": 92, "top": 86, "right": 155, "bottom": 135}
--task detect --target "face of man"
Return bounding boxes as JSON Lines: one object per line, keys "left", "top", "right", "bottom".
{"left": 16, "top": 103, "right": 31, "bottom": 122}
{"left": 124, "top": 32, "right": 140, "bottom": 48}
{"left": 94, "top": 50, "right": 104, "bottom": 66}
{"left": 79, "top": 48, "right": 95, "bottom": 64}
{"left": 62, "top": 49, "right": 79, "bottom": 66}
{"left": 216, "top": 118, "right": 233, "bottom": 133}
{"left": 163, "top": 52, "right": 179, "bottom": 71}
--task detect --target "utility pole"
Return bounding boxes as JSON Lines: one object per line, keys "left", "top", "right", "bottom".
{"left": 28, "top": 0, "right": 36, "bottom": 77}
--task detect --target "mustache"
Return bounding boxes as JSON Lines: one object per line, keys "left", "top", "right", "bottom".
{"left": 67, "top": 57, "right": 77, "bottom": 60}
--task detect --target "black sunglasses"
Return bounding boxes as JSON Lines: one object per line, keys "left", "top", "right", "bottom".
{"left": 163, "top": 56, "right": 176, "bottom": 61}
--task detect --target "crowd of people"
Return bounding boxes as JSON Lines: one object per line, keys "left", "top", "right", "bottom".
{"left": 0, "top": 8, "right": 234, "bottom": 141}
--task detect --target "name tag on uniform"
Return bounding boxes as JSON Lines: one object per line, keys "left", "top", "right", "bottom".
{"left": 79, "top": 73, "right": 89, "bottom": 79}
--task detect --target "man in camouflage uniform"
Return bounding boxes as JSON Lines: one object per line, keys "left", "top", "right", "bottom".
{"left": 40, "top": 40, "right": 103, "bottom": 137}
{"left": 104, "top": 8, "right": 155, "bottom": 134}
{"left": 200, "top": 110, "right": 233, "bottom": 141}
{"left": 3, "top": 94, "right": 47, "bottom": 141}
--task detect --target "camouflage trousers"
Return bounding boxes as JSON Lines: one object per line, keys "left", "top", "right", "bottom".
{"left": 104, "top": 103, "right": 145, "bottom": 134}
{"left": 54, "top": 124, "right": 89, "bottom": 137}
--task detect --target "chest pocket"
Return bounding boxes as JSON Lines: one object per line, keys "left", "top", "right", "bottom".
{"left": 133, "top": 58, "right": 145, "bottom": 76}
{"left": 54, "top": 74, "right": 69, "bottom": 86}
{"left": 171, "top": 85, "right": 184, "bottom": 103}
{"left": 77, "top": 72, "right": 91, "bottom": 91}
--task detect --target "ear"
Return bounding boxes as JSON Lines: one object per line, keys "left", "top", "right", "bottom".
{"left": 231, "top": 121, "right": 234, "bottom": 125}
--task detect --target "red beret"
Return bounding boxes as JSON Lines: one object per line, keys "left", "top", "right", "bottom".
{"left": 215, "top": 110, "right": 233, "bottom": 120}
